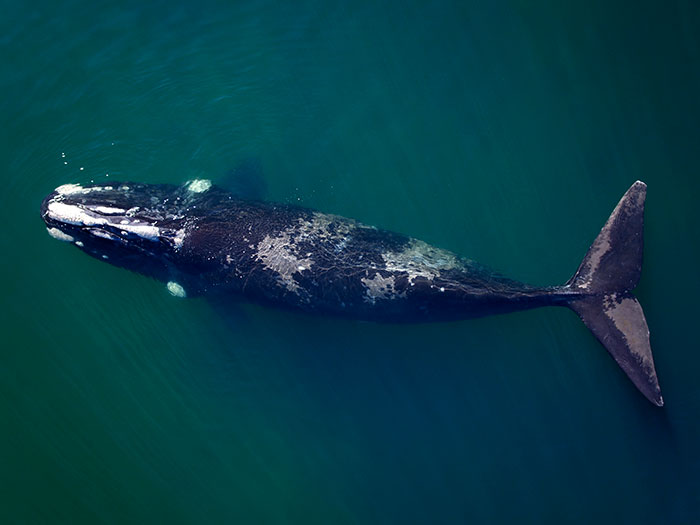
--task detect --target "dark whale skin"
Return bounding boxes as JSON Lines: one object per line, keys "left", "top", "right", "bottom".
{"left": 171, "top": 188, "right": 565, "bottom": 322}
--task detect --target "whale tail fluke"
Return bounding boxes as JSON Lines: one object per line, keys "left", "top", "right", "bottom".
{"left": 565, "top": 181, "right": 663, "bottom": 406}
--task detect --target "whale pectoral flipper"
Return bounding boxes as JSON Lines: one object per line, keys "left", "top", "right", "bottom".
{"left": 565, "top": 181, "right": 662, "bottom": 406}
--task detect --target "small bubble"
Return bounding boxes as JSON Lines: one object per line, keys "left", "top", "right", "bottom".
{"left": 61, "top": 152, "right": 65, "bottom": 157}
{"left": 64, "top": 161, "right": 68, "bottom": 165}
{"left": 79, "top": 167, "right": 84, "bottom": 171}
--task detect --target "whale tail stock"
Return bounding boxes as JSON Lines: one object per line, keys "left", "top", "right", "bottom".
{"left": 563, "top": 181, "right": 663, "bottom": 406}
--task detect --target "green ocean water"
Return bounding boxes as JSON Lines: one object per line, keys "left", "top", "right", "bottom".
{"left": 2, "top": 0, "right": 699, "bottom": 522}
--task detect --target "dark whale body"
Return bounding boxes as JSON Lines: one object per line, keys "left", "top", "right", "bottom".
{"left": 171, "top": 193, "right": 571, "bottom": 322}
{"left": 40, "top": 179, "right": 663, "bottom": 406}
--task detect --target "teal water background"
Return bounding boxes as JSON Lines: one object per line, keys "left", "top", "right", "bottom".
{"left": 2, "top": 1, "right": 699, "bottom": 522}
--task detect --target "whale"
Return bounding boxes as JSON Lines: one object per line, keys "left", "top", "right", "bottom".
{"left": 40, "top": 179, "right": 663, "bottom": 406}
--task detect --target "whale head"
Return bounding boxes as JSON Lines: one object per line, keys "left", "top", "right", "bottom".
{"left": 40, "top": 181, "right": 201, "bottom": 282}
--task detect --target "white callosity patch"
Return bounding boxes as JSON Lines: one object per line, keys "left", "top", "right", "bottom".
{"left": 55, "top": 183, "right": 84, "bottom": 195}
{"left": 361, "top": 273, "right": 405, "bottom": 304}
{"left": 119, "top": 224, "right": 160, "bottom": 241}
{"left": 186, "top": 179, "right": 212, "bottom": 193}
{"left": 47, "top": 202, "right": 161, "bottom": 242}
{"left": 167, "top": 281, "right": 187, "bottom": 298}
{"left": 48, "top": 201, "right": 92, "bottom": 224}
{"left": 381, "top": 239, "right": 461, "bottom": 285}
{"left": 92, "top": 206, "right": 126, "bottom": 215}
{"left": 172, "top": 227, "right": 187, "bottom": 250}
{"left": 91, "top": 230, "right": 120, "bottom": 241}
{"left": 46, "top": 227, "right": 74, "bottom": 243}
{"left": 54, "top": 183, "right": 106, "bottom": 197}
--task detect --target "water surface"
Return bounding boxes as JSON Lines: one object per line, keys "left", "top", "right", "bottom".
{"left": 1, "top": 1, "right": 699, "bottom": 523}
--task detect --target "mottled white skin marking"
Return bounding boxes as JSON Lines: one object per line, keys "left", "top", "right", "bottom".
{"left": 187, "top": 179, "right": 212, "bottom": 193}
{"left": 255, "top": 232, "right": 313, "bottom": 293}
{"left": 47, "top": 202, "right": 161, "bottom": 242}
{"left": 75, "top": 241, "right": 84, "bottom": 247}
{"left": 167, "top": 281, "right": 187, "bottom": 297}
{"left": 254, "top": 211, "right": 466, "bottom": 299}
{"left": 603, "top": 293, "right": 654, "bottom": 371}
{"left": 381, "top": 239, "right": 462, "bottom": 284}
{"left": 252, "top": 212, "right": 362, "bottom": 295}
{"left": 570, "top": 290, "right": 663, "bottom": 406}
{"left": 46, "top": 227, "right": 74, "bottom": 242}
{"left": 297, "top": 212, "right": 358, "bottom": 241}
{"left": 361, "top": 273, "right": 405, "bottom": 304}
